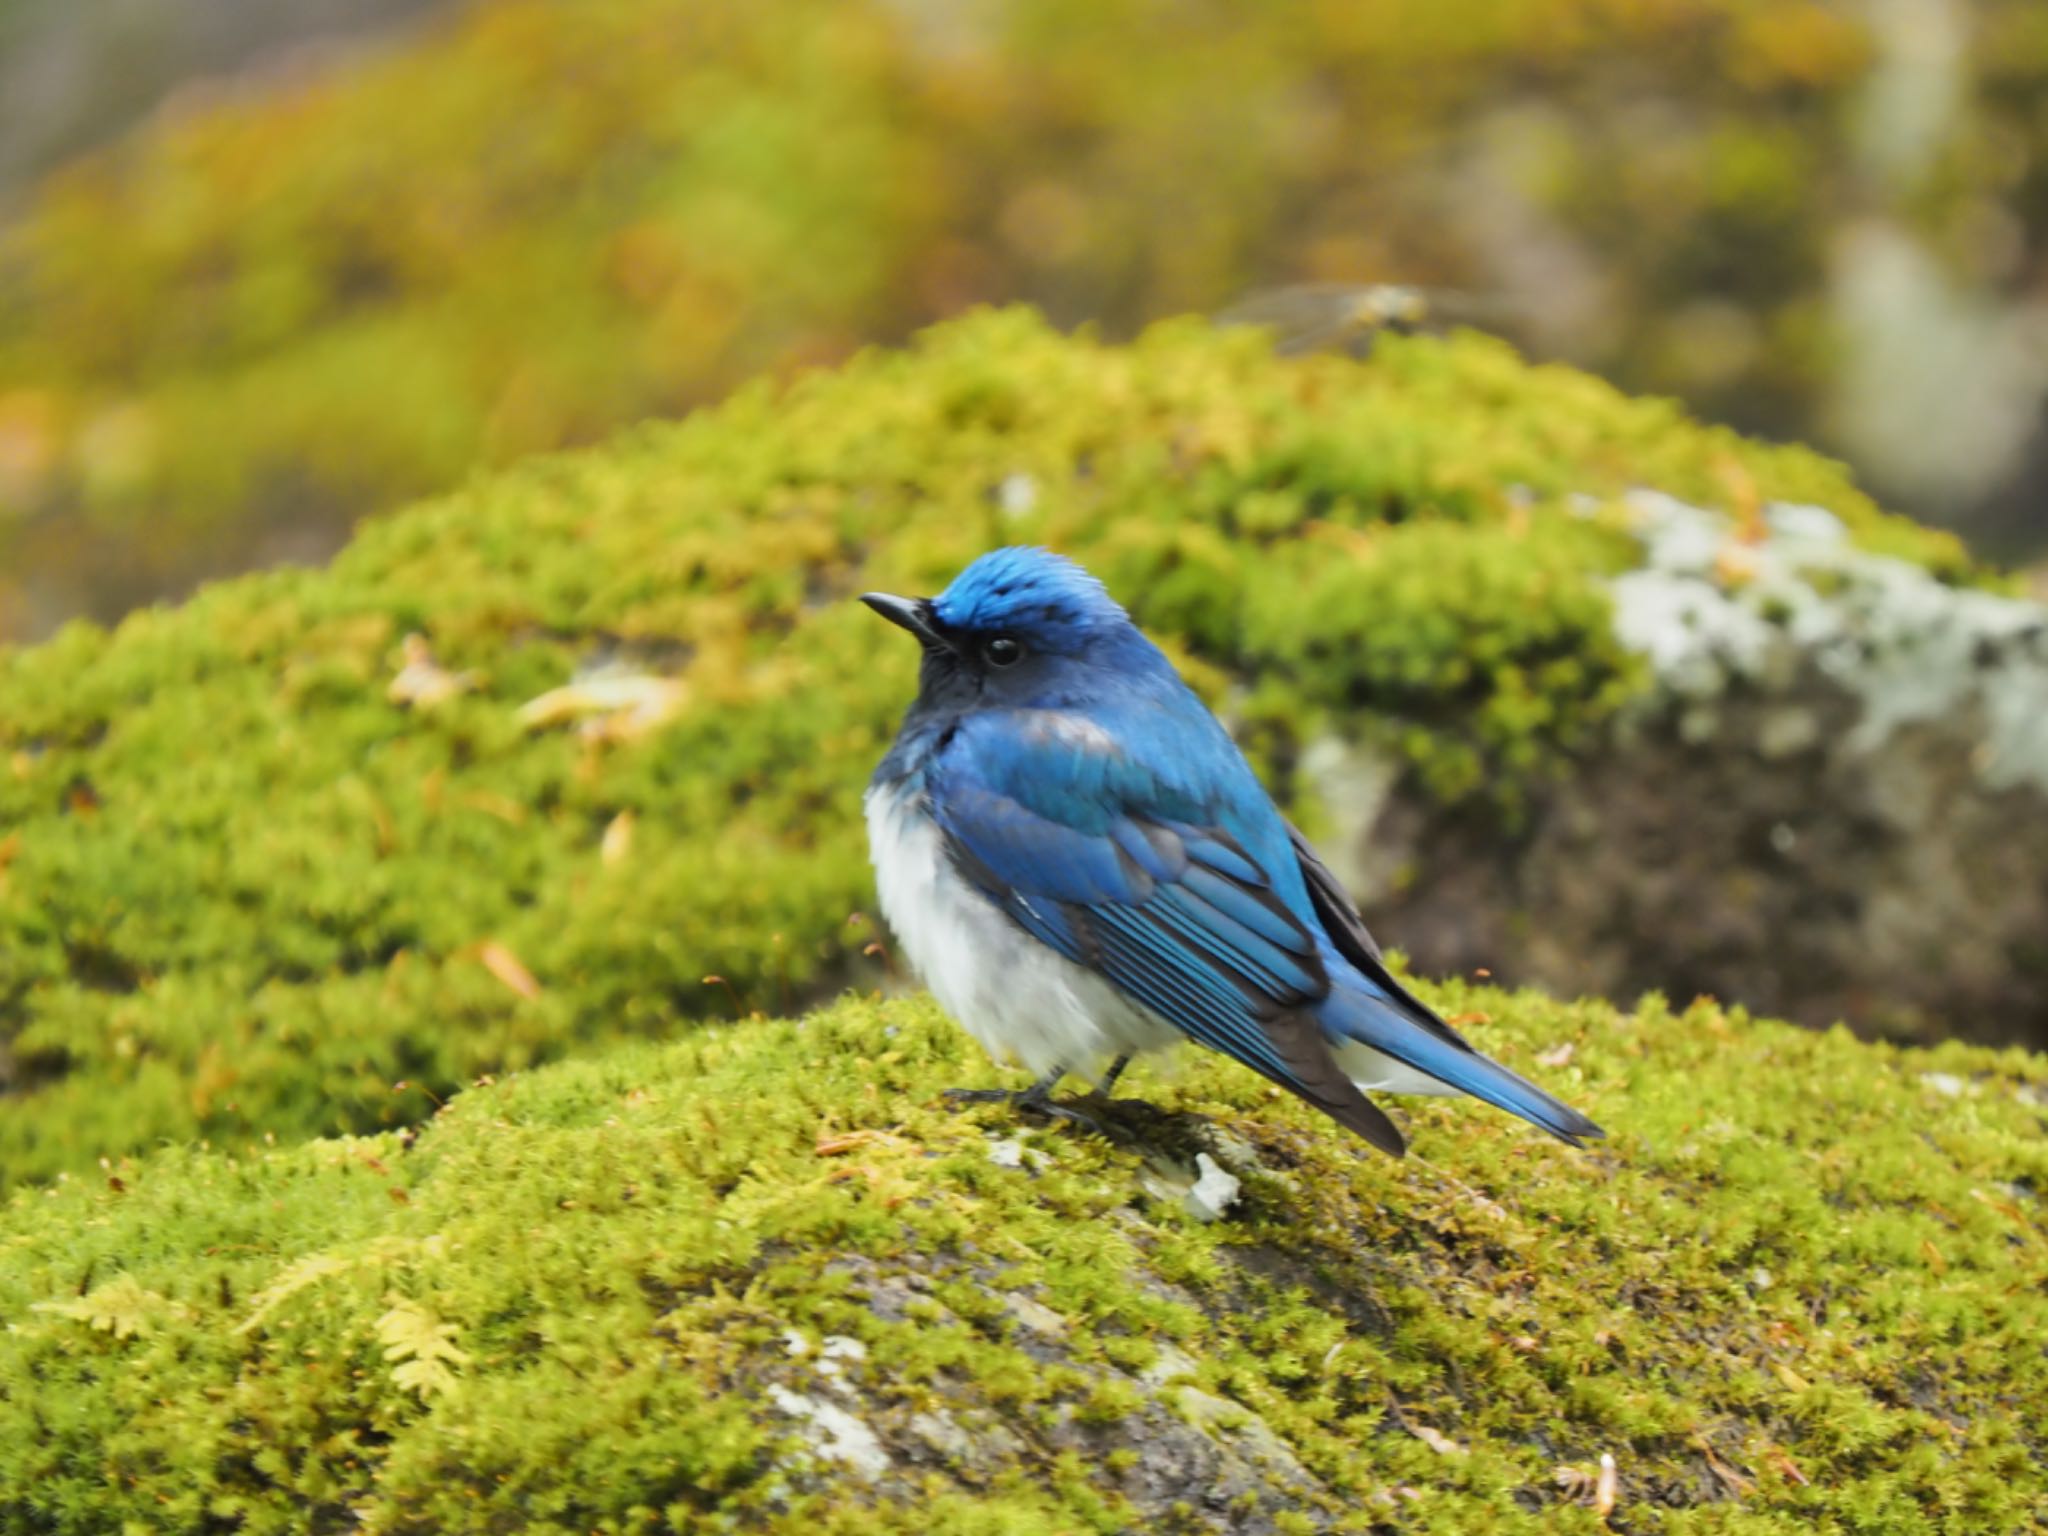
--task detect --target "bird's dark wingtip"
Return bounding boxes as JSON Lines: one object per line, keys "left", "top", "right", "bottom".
{"left": 1315, "top": 1090, "right": 1407, "bottom": 1158}
{"left": 1263, "top": 1012, "right": 1409, "bottom": 1157}
{"left": 1550, "top": 1113, "right": 1608, "bottom": 1149}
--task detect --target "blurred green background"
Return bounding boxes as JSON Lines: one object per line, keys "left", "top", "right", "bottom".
{"left": 4, "top": 0, "right": 2048, "bottom": 642}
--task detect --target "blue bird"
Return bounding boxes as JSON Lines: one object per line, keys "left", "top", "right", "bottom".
{"left": 861, "top": 547, "right": 1603, "bottom": 1157}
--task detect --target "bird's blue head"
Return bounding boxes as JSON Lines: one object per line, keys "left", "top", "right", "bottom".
{"left": 931, "top": 546, "right": 1129, "bottom": 645}
{"left": 861, "top": 547, "right": 1163, "bottom": 714}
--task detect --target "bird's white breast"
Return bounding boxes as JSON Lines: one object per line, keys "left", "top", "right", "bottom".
{"left": 864, "top": 778, "right": 1180, "bottom": 1080}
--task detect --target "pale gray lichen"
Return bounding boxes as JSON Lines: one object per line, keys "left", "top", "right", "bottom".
{"left": 1609, "top": 489, "right": 2048, "bottom": 794}
{"left": 999, "top": 1292, "right": 1070, "bottom": 1339}
{"left": 766, "top": 1383, "right": 893, "bottom": 1480}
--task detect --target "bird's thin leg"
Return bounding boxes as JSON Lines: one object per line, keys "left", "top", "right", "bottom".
{"left": 1095, "top": 1054, "right": 1133, "bottom": 1098}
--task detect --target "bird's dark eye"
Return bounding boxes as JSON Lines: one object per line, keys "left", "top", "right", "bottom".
{"left": 982, "top": 635, "right": 1024, "bottom": 668}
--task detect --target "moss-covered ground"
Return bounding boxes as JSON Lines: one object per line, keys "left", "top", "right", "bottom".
{"left": 4, "top": 986, "right": 2043, "bottom": 1533}
{"left": 0, "top": 313, "right": 1970, "bottom": 1189}
{"left": 2, "top": 0, "right": 1957, "bottom": 630}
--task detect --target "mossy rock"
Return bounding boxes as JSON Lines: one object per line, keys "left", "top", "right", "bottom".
{"left": 4, "top": 989, "right": 2045, "bottom": 1533}
{"left": 1312, "top": 486, "right": 2048, "bottom": 1056}
{"left": 0, "top": 311, "right": 1964, "bottom": 1190}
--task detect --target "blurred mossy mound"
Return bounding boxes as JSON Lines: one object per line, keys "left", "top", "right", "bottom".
{"left": 0, "top": 313, "right": 1963, "bottom": 1189}
{"left": 5, "top": 0, "right": 2036, "bottom": 633}
{"left": 4, "top": 991, "right": 2045, "bottom": 1533}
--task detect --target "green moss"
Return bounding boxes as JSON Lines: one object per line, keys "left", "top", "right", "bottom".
{"left": 0, "top": 313, "right": 1972, "bottom": 1187}
{"left": 3, "top": 988, "right": 2042, "bottom": 1532}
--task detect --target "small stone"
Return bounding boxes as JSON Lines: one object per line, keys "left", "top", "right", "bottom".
{"left": 1920, "top": 1072, "right": 1967, "bottom": 1098}
{"left": 1184, "top": 1153, "right": 1242, "bottom": 1222}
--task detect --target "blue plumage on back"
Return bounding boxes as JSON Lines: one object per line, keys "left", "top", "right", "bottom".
{"left": 862, "top": 547, "right": 1604, "bottom": 1158}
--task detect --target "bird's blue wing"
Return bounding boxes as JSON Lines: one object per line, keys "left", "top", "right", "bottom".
{"left": 925, "top": 708, "right": 1404, "bottom": 1151}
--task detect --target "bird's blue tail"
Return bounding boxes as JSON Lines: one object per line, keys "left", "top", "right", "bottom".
{"left": 1319, "top": 986, "right": 1605, "bottom": 1147}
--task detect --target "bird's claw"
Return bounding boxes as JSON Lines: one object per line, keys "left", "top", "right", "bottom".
{"left": 1023, "top": 1094, "right": 1116, "bottom": 1139}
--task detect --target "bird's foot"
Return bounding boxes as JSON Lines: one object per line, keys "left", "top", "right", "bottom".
{"left": 943, "top": 1080, "right": 1156, "bottom": 1141}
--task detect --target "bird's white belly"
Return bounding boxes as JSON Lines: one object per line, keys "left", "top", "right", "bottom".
{"left": 865, "top": 781, "right": 1181, "bottom": 1080}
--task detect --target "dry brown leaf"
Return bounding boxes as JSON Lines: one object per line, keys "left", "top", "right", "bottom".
{"left": 1689, "top": 1433, "right": 1755, "bottom": 1497}
{"left": 1410, "top": 1425, "right": 1465, "bottom": 1457}
{"left": 460, "top": 791, "right": 528, "bottom": 825}
{"left": 1970, "top": 1187, "right": 2032, "bottom": 1230}
{"left": 516, "top": 674, "right": 686, "bottom": 741}
{"left": 479, "top": 942, "right": 541, "bottom": 1000}
{"left": 601, "top": 810, "right": 636, "bottom": 866}
{"left": 1720, "top": 454, "right": 1765, "bottom": 542}
{"left": 1767, "top": 1447, "right": 1809, "bottom": 1486}
{"left": 1714, "top": 543, "right": 1761, "bottom": 588}
{"left": 387, "top": 634, "right": 479, "bottom": 710}
{"left": 815, "top": 1131, "right": 880, "bottom": 1157}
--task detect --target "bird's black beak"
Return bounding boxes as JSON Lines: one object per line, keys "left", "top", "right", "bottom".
{"left": 860, "top": 591, "right": 947, "bottom": 649}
